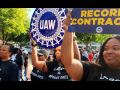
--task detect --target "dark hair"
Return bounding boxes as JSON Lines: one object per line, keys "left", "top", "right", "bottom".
{"left": 98, "top": 35, "right": 120, "bottom": 70}
{"left": 5, "top": 43, "right": 14, "bottom": 57}
{"left": 84, "top": 35, "right": 120, "bottom": 80}
{"left": 47, "top": 55, "right": 53, "bottom": 61}
{"left": 16, "top": 48, "right": 22, "bottom": 55}
{"left": 79, "top": 48, "right": 83, "bottom": 57}
{"left": 13, "top": 48, "right": 18, "bottom": 54}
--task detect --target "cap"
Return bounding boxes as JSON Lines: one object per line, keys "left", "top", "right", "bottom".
{"left": 37, "top": 49, "right": 49, "bottom": 57}
{"left": 23, "top": 50, "right": 28, "bottom": 54}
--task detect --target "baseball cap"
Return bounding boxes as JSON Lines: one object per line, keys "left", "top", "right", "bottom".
{"left": 23, "top": 50, "right": 28, "bottom": 54}
{"left": 37, "top": 49, "right": 49, "bottom": 57}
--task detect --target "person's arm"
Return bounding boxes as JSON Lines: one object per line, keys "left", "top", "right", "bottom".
{"left": 61, "top": 11, "right": 84, "bottom": 81}
{"left": 19, "top": 56, "right": 24, "bottom": 77}
{"left": 28, "top": 32, "right": 48, "bottom": 72}
{"left": 73, "top": 33, "right": 81, "bottom": 60}
{"left": 20, "top": 65, "right": 24, "bottom": 76}
{"left": 25, "top": 59, "right": 29, "bottom": 73}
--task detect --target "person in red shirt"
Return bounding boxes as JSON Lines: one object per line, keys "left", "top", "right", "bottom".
{"left": 88, "top": 51, "right": 93, "bottom": 61}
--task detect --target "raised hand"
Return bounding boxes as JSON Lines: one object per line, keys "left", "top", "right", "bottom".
{"left": 28, "top": 32, "right": 36, "bottom": 45}
{"left": 63, "top": 10, "right": 72, "bottom": 32}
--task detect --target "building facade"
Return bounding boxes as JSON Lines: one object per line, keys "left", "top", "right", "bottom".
{"left": 77, "top": 42, "right": 101, "bottom": 51}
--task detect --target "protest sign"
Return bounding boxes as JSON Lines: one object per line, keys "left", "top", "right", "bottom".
{"left": 30, "top": 8, "right": 68, "bottom": 49}
{"left": 68, "top": 8, "right": 120, "bottom": 34}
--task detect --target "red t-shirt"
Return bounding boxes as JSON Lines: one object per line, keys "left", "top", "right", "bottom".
{"left": 88, "top": 54, "right": 93, "bottom": 61}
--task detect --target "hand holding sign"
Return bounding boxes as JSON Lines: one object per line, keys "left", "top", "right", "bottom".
{"left": 63, "top": 10, "right": 72, "bottom": 32}
{"left": 28, "top": 32, "right": 36, "bottom": 45}
{"left": 30, "top": 8, "right": 68, "bottom": 49}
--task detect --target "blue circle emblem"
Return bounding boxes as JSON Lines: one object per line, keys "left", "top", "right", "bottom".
{"left": 30, "top": 8, "right": 68, "bottom": 49}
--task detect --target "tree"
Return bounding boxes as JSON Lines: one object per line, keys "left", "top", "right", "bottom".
{"left": 0, "top": 8, "right": 30, "bottom": 44}
{"left": 76, "top": 33, "right": 115, "bottom": 51}
{"left": 7, "top": 28, "right": 30, "bottom": 49}
{"left": 95, "top": 34, "right": 115, "bottom": 46}
{"left": 76, "top": 33, "right": 97, "bottom": 51}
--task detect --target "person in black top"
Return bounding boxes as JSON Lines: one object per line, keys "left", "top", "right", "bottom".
{"left": 61, "top": 10, "right": 120, "bottom": 81}
{"left": 31, "top": 49, "right": 51, "bottom": 81}
{"left": 79, "top": 48, "right": 89, "bottom": 62}
{"left": 14, "top": 48, "right": 24, "bottom": 81}
{"left": 0, "top": 43, "right": 19, "bottom": 81}
{"left": 28, "top": 31, "right": 80, "bottom": 81}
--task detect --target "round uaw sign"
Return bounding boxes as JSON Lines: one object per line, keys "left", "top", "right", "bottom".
{"left": 30, "top": 8, "right": 68, "bottom": 49}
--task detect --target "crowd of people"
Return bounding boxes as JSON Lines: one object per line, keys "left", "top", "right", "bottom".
{"left": 0, "top": 10, "right": 120, "bottom": 81}
{"left": 79, "top": 48, "right": 99, "bottom": 64}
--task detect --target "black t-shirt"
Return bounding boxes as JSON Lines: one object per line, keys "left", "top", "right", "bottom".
{"left": 81, "top": 61, "right": 120, "bottom": 81}
{"left": 31, "top": 67, "right": 48, "bottom": 81}
{"left": 81, "top": 55, "right": 89, "bottom": 61}
{"left": 24, "top": 56, "right": 28, "bottom": 68}
{"left": 14, "top": 55, "right": 24, "bottom": 70}
{"left": 0, "top": 58, "right": 19, "bottom": 81}
{"left": 46, "top": 61, "right": 74, "bottom": 81}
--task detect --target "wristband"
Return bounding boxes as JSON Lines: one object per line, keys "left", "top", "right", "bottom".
{"left": 31, "top": 43, "right": 37, "bottom": 47}
{"left": 32, "top": 46, "right": 37, "bottom": 50}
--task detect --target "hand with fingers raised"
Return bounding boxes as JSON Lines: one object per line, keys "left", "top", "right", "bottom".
{"left": 63, "top": 10, "right": 73, "bottom": 32}
{"left": 28, "top": 32, "right": 37, "bottom": 45}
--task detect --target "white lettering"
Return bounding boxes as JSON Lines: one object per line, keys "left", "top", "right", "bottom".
{"left": 115, "top": 79, "right": 120, "bottom": 81}
{"left": 100, "top": 73, "right": 120, "bottom": 81}
{"left": 48, "top": 20, "right": 56, "bottom": 30}
{"left": 31, "top": 72, "right": 37, "bottom": 77}
{"left": 103, "top": 76, "right": 108, "bottom": 80}
{"left": 38, "top": 75, "right": 44, "bottom": 79}
{"left": 54, "top": 67, "right": 65, "bottom": 71}
{"left": 109, "top": 78, "right": 114, "bottom": 81}
{"left": 31, "top": 72, "right": 44, "bottom": 79}
{"left": 44, "top": 20, "right": 48, "bottom": 29}
{"left": 40, "top": 20, "right": 56, "bottom": 30}
{"left": 60, "top": 75, "right": 68, "bottom": 79}
{"left": 48, "top": 75, "right": 69, "bottom": 80}
{"left": 49, "top": 75, "right": 59, "bottom": 79}
{"left": 40, "top": 20, "right": 44, "bottom": 29}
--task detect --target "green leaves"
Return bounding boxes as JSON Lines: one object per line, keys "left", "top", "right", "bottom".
{"left": 0, "top": 8, "right": 30, "bottom": 44}
{"left": 76, "top": 33, "right": 115, "bottom": 50}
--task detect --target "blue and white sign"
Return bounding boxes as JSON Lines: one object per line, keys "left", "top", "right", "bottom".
{"left": 30, "top": 8, "right": 68, "bottom": 49}
{"left": 68, "top": 8, "right": 120, "bottom": 34}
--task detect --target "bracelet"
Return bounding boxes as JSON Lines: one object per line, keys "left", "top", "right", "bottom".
{"left": 32, "top": 46, "right": 37, "bottom": 50}
{"left": 31, "top": 43, "right": 37, "bottom": 47}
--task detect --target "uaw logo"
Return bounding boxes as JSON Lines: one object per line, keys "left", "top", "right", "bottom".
{"left": 96, "top": 26, "right": 103, "bottom": 33}
{"left": 30, "top": 8, "right": 68, "bottom": 48}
